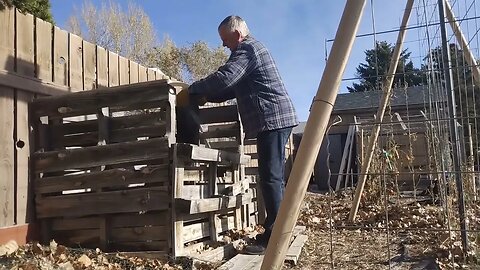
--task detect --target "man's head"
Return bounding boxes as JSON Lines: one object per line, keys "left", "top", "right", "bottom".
{"left": 218, "top": 15, "right": 250, "bottom": 52}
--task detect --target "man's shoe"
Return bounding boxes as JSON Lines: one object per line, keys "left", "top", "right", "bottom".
{"left": 245, "top": 244, "right": 266, "bottom": 255}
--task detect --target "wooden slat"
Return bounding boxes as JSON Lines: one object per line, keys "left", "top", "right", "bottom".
{"left": 199, "top": 105, "right": 239, "bottom": 124}
{"left": 30, "top": 80, "right": 172, "bottom": 118}
{"left": 96, "top": 46, "right": 108, "bottom": 88}
{"left": 53, "top": 228, "right": 99, "bottom": 246}
{"left": 218, "top": 254, "right": 263, "bottom": 270}
{"left": 51, "top": 217, "right": 99, "bottom": 230}
{"left": 16, "top": 91, "right": 34, "bottom": 224}
{"left": 15, "top": 10, "right": 34, "bottom": 77}
{"left": 285, "top": 234, "right": 308, "bottom": 265}
{"left": 129, "top": 61, "right": 139, "bottom": 83}
{"left": 0, "top": 87, "right": 15, "bottom": 227}
{"left": 83, "top": 41, "right": 96, "bottom": 90}
{"left": 147, "top": 68, "right": 155, "bottom": 81}
{"left": 176, "top": 193, "right": 252, "bottom": 214}
{"left": 108, "top": 51, "right": 119, "bottom": 87}
{"left": 110, "top": 225, "right": 169, "bottom": 242}
{"left": 176, "top": 143, "right": 250, "bottom": 165}
{"left": 208, "top": 140, "right": 240, "bottom": 150}
{"left": 35, "top": 17, "right": 52, "bottom": 81}
{"left": 35, "top": 165, "right": 169, "bottom": 194}
{"left": 182, "top": 220, "right": 210, "bottom": 243}
{"left": 32, "top": 137, "right": 169, "bottom": 173}
{"left": 138, "top": 65, "right": 147, "bottom": 82}
{"left": 172, "top": 145, "right": 184, "bottom": 256}
{"left": 0, "top": 7, "right": 14, "bottom": 71}
{"left": 119, "top": 56, "right": 129, "bottom": 85}
{"left": 51, "top": 212, "right": 170, "bottom": 231}
{"left": 110, "top": 240, "right": 168, "bottom": 252}
{"left": 0, "top": 69, "right": 71, "bottom": 96}
{"left": 110, "top": 212, "right": 170, "bottom": 228}
{"left": 200, "top": 123, "right": 240, "bottom": 139}
{"left": 51, "top": 124, "right": 168, "bottom": 148}
{"left": 53, "top": 27, "right": 68, "bottom": 86}
{"left": 36, "top": 187, "right": 170, "bottom": 218}
{"left": 69, "top": 33, "right": 83, "bottom": 91}
{"left": 50, "top": 111, "right": 167, "bottom": 136}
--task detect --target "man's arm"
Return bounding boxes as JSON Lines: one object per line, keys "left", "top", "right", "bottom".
{"left": 205, "top": 87, "right": 236, "bottom": 103}
{"left": 189, "top": 46, "right": 256, "bottom": 96}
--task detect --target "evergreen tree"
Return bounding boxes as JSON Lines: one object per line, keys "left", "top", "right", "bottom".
{"left": 0, "top": 0, "right": 53, "bottom": 23}
{"left": 348, "top": 41, "right": 424, "bottom": 92}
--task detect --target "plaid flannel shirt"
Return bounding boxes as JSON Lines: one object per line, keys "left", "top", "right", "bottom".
{"left": 189, "top": 36, "right": 298, "bottom": 139}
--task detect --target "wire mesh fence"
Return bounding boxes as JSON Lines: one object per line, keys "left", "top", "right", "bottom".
{"left": 310, "top": 0, "right": 480, "bottom": 268}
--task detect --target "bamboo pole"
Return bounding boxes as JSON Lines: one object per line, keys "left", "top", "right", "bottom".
{"left": 348, "top": 0, "right": 415, "bottom": 222}
{"left": 260, "top": 1, "right": 367, "bottom": 269}
{"left": 444, "top": 0, "right": 480, "bottom": 86}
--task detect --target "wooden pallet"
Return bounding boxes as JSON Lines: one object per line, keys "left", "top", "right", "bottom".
{"left": 30, "top": 81, "right": 260, "bottom": 257}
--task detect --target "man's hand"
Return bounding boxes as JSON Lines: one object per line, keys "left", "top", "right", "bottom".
{"left": 177, "top": 88, "right": 208, "bottom": 107}
{"left": 176, "top": 88, "right": 190, "bottom": 107}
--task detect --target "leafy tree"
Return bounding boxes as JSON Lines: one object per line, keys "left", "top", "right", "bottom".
{"left": 181, "top": 41, "right": 228, "bottom": 82}
{"left": 148, "top": 39, "right": 228, "bottom": 83}
{"left": 348, "top": 41, "right": 424, "bottom": 92}
{"left": 0, "top": 0, "right": 53, "bottom": 23}
{"left": 147, "top": 36, "right": 182, "bottom": 79}
{"left": 67, "top": 0, "right": 155, "bottom": 66}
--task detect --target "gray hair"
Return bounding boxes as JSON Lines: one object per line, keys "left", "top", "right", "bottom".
{"left": 218, "top": 15, "right": 250, "bottom": 37}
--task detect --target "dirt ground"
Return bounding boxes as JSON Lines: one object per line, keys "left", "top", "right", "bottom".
{"left": 1, "top": 188, "right": 479, "bottom": 270}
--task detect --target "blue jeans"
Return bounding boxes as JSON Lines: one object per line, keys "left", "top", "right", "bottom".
{"left": 257, "top": 127, "right": 293, "bottom": 238}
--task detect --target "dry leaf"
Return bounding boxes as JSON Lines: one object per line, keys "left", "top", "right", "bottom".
{"left": 77, "top": 254, "right": 92, "bottom": 267}
{"left": 0, "top": 240, "right": 19, "bottom": 256}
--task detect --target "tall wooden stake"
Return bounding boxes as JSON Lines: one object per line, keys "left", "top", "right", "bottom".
{"left": 444, "top": 0, "right": 480, "bottom": 85}
{"left": 260, "top": 1, "right": 367, "bottom": 269}
{"left": 348, "top": 0, "right": 416, "bottom": 222}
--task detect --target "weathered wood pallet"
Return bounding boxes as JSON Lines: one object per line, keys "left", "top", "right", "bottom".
{"left": 29, "top": 81, "right": 259, "bottom": 257}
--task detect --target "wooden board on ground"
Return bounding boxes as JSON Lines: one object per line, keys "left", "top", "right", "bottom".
{"left": 285, "top": 234, "right": 308, "bottom": 265}
{"left": 217, "top": 226, "right": 307, "bottom": 269}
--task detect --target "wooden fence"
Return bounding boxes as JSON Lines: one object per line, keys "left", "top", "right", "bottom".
{"left": 0, "top": 7, "right": 167, "bottom": 228}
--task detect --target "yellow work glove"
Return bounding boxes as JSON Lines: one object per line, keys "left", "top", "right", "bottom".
{"left": 176, "top": 88, "right": 190, "bottom": 107}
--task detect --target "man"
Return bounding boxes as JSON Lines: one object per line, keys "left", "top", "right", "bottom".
{"left": 178, "top": 15, "right": 298, "bottom": 254}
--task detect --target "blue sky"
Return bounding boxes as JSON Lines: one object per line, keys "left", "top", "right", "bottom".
{"left": 50, "top": 1, "right": 433, "bottom": 121}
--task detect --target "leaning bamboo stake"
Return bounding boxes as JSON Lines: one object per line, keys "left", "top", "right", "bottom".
{"left": 444, "top": 0, "right": 480, "bottom": 86}
{"left": 260, "top": 1, "right": 367, "bottom": 269}
{"left": 348, "top": 0, "right": 415, "bottom": 222}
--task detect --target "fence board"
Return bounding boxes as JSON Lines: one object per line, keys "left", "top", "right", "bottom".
{"left": 147, "top": 68, "right": 155, "bottom": 81}
{"left": 16, "top": 90, "right": 34, "bottom": 224}
{"left": 0, "top": 8, "right": 14, "bottom": 71}
{"left": 15, "top": 10, "right": 34, "bottom": 77}
{"left": 119, "top": 56, "right": 129, "bottom": 85}
{"left": 0, "top": 87, "right": 15, "bottom": 227}
{"left": 108, "top": 51, "right": 119, "bottom": 87}
{"left": 83, "top": 41, "right": 96, "bottom": 90}
{"left": 138, "top": 66, "right": 147, "bottom": 82}
{"left": 53, "top": 27, "right": 69, "bottom": 86}
{"left": 96, "top": 46, "right": 108, "bottom": 88}
{"left": 69, "top": 34, "right": 83, "bottom": 91}
{"left": 129, "top": 61, "right": 139, "bottom": 83}
{"left": 35, "top": 17, "right": 52, "bottom": 81}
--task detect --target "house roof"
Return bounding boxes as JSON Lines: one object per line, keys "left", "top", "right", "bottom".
{"left": 293, "top": 85, "right": 441, "bottom": 134}
{"left": 333, "top": 85, "right": 432, "bottom": 112}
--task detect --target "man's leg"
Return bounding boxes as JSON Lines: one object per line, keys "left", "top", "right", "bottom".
{"left": 256, "top": 127, "right": 292, "bottom": 243}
